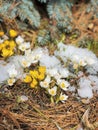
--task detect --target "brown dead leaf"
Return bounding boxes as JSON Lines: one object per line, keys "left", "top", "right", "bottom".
{"left": 82, "top": 108, "right": 95, "bottom": 130}
{"left": 81, "top": 99, "right": 90, "bottom": 104}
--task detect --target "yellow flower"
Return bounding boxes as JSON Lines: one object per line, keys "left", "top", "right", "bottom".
{"left": 38, "top": 66, "right": 46, "bottom": 74}
{"left": 9, "top": 41, "right": 16, "bottom": 49}
{"left": 3, "top": 40, "right": 16, "bottom": 50}
{"left": 37, "top": 73, "right": 45, "bottom": 80}
{"left": 0, "top": 31, "right": 4, "bottom": 36}
{"left": 3, "top": 40, "right": 12, "bottom": 49}
{"left": 29, "top": 70, "right": 39, "bottom": 79}
{"left": 9, "top": 29, "right": 18, "bottom": 38}
{"left": 1, "top": 48, "right": 13, "bottom": 57}
{"left": 0, "top": 43, "right": 5, "bottom": 51}
{"left": 23, "top": 75, "right": 32, "bottom": 83}
{"left": 3, "top": 40, "right": 9, "bottom": 47}
{"left": 30, "top": 78, "right": 38, "bottom": 88}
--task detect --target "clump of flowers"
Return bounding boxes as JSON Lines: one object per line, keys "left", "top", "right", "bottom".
{"left": 0, "top": 30, "right": 31, "bottom": 58}
{"left": 23, "top": 66, "right": 46, "bottom": 88}
{"left": 0, "top": 40, "right": 16, "bottom": 57}
{"left": 40, "top": 74, "right": 69, "bottom": 103}
{"left": 0, "top": 30, "right": 17, "bottom": 58}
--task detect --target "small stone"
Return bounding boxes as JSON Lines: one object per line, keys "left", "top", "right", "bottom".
{"left": 88, "top": 23, "right": 94, "bottom": 30}
{"left": 17, "top": 95, "right": 28, "bottom": 103}
{"left": 20, "top": 95, "right": 28, "bottom": 102}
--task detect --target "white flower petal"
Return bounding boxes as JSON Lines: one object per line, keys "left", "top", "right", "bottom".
{"left": 59, "top": 93, "right": 68, "bottom": 102}
{"left": 57, "top": 79, "right": 70, "bottom": 91}
{"left": 40, "top": 75, "right": 51, "bottom": 88}
{"left": 15, "top": 36, "right": 24, "bottom": 45}
{"left": 48, "top": 86, "right": 57, "bottom": 96}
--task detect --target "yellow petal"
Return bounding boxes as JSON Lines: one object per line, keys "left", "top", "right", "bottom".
{"left": 0, "top": 31, "right": 4, "bottom": 36}
{"left": 30, "top": 79, "right": 38, "bottom": 88}
{"left": 38, "top": 66, "right": 46, "bottom": 73}
{"left": 9, "top": 29, "right": 18, "bottom": 38}
{"left": 9, "top": 41, "right": 16, "bottom": 49}
{"left": 0, "top": 43, "right": 5, "bottom": 50}
{"left": 1, "top": 48, "right": 13, "bottom": 57}
{"left": 23, "top": 75, "right": 32, "bottom": 83}
{"left": 37, "top": 74, "right": 45, "bottom": 80}
{"left": 29, "top": 70, "right": 39, "bottom": 79}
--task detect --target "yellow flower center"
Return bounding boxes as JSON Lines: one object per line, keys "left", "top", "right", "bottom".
{"left": 61, "top": 82, "right": 65, "bottom": 88}
{"left": 60, "top": 96, "right": 65, "bottom": 100}
{"left": 50, "top": 90, "right": 55, "bottom": 95}
{"left": 8, "top": 79, "right": 13, "bottom": 84}
{"left": 73, "top": 63, "right": 78, "bottom": 69}
{"left": 21, "top": 46, "right": 25, "bottom": 50}
{"left": 43, "top": 82, "right": 48, "bottom": 86}
{"left": 7, "top": 78, "right": 15, "bottom": 86}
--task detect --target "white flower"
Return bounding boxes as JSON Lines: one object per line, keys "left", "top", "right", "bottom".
{"left": 40, "top": 75, "right": 51, "bottom": 88}
{"left": 7, "top": 65, "right": 17, "bottom": 78}
{"left": 19, "top": 42, "right": 30, "bottom": 51}
{"left": 25, "top": 49, "right": 38, "bottom": 64}
{"left": 15, "top": 36, "right": 24, "bottom": 45}
{"left": 7, "top": 78, "right": 16, "bottom": 86}
{"left": 57, "top": 79, "right": 69, "bottom": 91}
{"left": 25, "top": 49, "right": 32, "bottom": 56}
{"left": 33, "top": 54, "right": 42, "bottom": 63}
{"left": 79, "top": 59, "right": 87, "bottom": 67}
{"left": 59, "top": 93, "right": 68, "bottom": 103}
{"left": 48, "top": 86, "right": 57, "bottom": 96}
{"left": 21, "top": 58, "right": 31, "bottom": 68}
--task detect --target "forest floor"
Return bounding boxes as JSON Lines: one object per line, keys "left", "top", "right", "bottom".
{"left": 0, "top": 84, "right": 98, "bottom": 130}
{"left": 0, "top": 2, "right": 98, "bottom": 130}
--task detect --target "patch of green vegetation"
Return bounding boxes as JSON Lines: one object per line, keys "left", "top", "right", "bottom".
{"left": 77, "top": 37, "right": 98, "bottom": 56}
